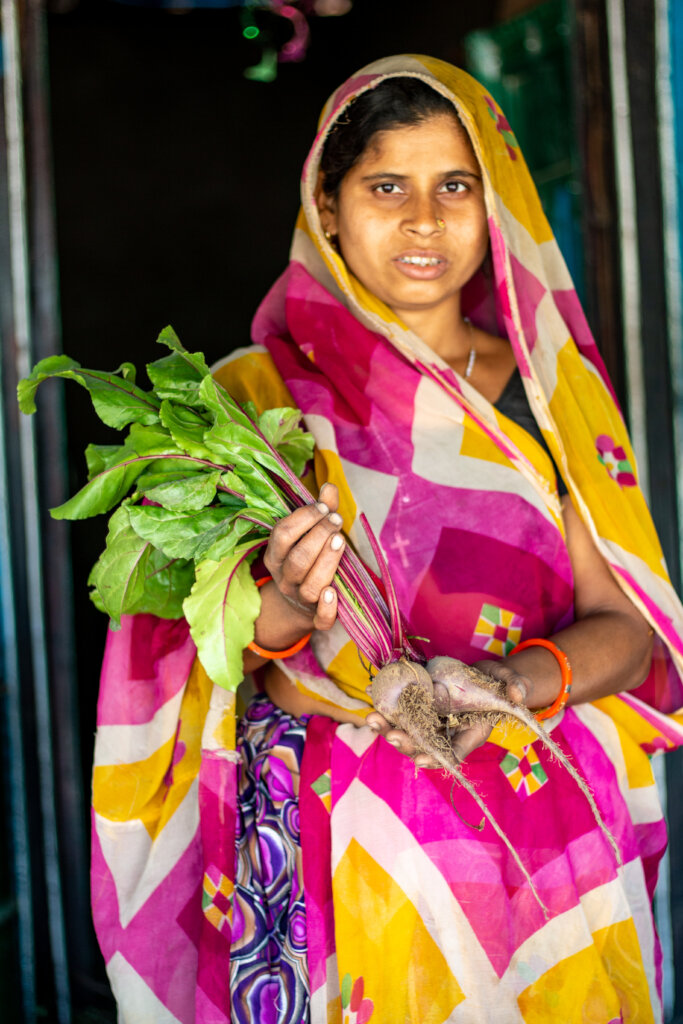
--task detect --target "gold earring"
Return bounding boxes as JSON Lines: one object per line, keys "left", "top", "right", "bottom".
{"left": 324, "top": 230, "right": 332, "bottom": 241}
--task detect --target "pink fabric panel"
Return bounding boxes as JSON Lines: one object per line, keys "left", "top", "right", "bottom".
{"left": 97, "top": 613, "right": 195, "bottom": 726}
{"left": 196, "top": 752, "right": 238, "bottom": 1022}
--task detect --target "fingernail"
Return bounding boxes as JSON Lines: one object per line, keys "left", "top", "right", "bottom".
{"left": 323, "top": 588, "right": 334, "bottom": 604}
{"left": 316, "top": 501, "right": 330, "bottom": 515}
{"left": 367, "top": 721, "right": 380, "bottom": 732}
{"left": 330, "top": 534, "right": 344, "bottom": 551}
{"left": 328, "top": 512, "right": 342, "bottom": 526}
{"left": 387, "top": 738, "right": 401, "bottom": 748}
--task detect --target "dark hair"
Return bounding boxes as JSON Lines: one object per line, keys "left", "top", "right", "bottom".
{"left": 320, "top": 77, "right": 460, "bottom": 197}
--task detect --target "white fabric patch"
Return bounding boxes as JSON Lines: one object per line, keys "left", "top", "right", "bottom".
{"left": 96, "top": 777, "right": 199, "bottom": 929}
{"left": 106, "top": 951, "right": 183, "bottom": 1024}
{"left": 410, "top": 376, "right": 554, "bottom": 522}
{"left": 94, "top": 684, "right": 186, "bottom": 768}
{"left": 340, "top": 457, "right": 399, "bottom": 571}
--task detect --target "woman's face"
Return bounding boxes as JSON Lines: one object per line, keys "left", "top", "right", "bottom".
{"left": 319, "top": 113, "right": 488, "bottom": 324}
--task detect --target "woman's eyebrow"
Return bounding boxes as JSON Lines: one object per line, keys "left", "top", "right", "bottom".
{"left": 360, "top": 169, "right": 481, "bottom": 182}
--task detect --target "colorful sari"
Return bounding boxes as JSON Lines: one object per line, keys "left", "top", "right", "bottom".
{"left": 91, "top": 56, "right": 683, "bottom": 1023}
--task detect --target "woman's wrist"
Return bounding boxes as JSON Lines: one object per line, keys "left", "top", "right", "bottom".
{"left": 503, "top": 646, "right": 565, "bottom": 711}
{"left": 253, "top": 579, "right": 314, "bottom": 652}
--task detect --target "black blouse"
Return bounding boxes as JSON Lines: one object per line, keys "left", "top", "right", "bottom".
{"left": 493, "top": 368, "right": 568, "bottom": 497}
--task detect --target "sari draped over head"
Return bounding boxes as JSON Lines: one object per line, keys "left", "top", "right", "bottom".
{"left": 91, "top": 56, "right": 683, "bottom": 1024}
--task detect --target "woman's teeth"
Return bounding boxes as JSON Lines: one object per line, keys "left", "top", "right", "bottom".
{"left": 398, "top": 256, "right": 442, "bottom": 266}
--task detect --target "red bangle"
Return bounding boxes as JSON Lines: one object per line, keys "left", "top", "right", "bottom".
{"left": 508, "top": 638, "right": 572, "bottom": 721}
{"left": 247, "top": 576, "right": 312, "bottom": 660}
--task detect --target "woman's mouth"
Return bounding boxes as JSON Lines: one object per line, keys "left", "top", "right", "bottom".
{"left": 398, "top": 255, "right": 442, "bottom": 266}
{"left": 393, "top": 251, "right": 448, "bottom": 279}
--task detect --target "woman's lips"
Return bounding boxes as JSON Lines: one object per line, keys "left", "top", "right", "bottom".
{"left": 392, "top": 249, "right": 449, "bottom": 280}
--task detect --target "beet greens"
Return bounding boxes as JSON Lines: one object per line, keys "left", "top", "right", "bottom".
{"left": 19, "top": 327, "right": 418, "bottom": 690}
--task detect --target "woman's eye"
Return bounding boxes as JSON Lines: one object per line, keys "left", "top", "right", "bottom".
{"left": 440, "top": 180, "right": 468, "bottom": 194}
{"left": 373, "top": 183, "right": 403, "bottom": 195}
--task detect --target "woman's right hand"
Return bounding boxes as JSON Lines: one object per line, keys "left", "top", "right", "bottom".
{"left": 254, "top": 483, "right": 344, "bottom": 656}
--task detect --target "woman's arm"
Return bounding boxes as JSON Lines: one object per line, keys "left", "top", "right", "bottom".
{"left": 484, "top": 496, "right": 653, "bottom": 710}
{"left": 367, "top": 495, "right": 654, "bottom": 762}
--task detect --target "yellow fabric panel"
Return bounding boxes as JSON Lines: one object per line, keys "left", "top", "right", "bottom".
{"left": 334, "top": 838, "right": 466, "bottom": 1023}
{"left": 461, "top": 409, "right": 564, "bottom": 533}
{"left": 592, "top": 918, "right": 655, "bottom": 1024}
{"left": 325, "top": 996, "right": 342, "bottom": 1024}
{"left": 93, "top": 656, "right": 212, "bottom": 839}
{"left": 488, "top": 719, "right": 538, "bottom": 751}
{"left": 325, "top": 640, "right": 374, "bottom": 707}
{"left": 417, "top": 57, "right": 554, "bottom": 245}
{"left": 548, "top": 342, "right": 667, "bottom": 579}
{"left": 517, "top": 941, "right": 627, "bottom": 1023}
{"left": 313, "top": 448, "right": 358, "bottom": 532}
{"left": 289, "top": 676, "right": 371, "bottom": 720}
{"left": 592, "top": 696, "right": 665, "bottom": 788}
{"left": 93, "top": 737, "right": 176, "bottom": 828}
{"left": 213, "top": 349, "right": 296, "bottom": 416}
{"left": 212, "top": 689, "right": 237, "bottom": 752}
{"left": 459, "top": 414, "right": 516, "bottom": 467}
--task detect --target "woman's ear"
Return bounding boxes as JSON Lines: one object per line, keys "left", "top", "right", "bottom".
{"left": 314, "top": 171, "right": 339, "bottom": 238}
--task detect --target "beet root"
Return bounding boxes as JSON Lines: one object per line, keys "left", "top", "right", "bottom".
{"left": 426, "top": 655, "right": 508, "bottom": 729}
{"left": 371, "top": 658, "right": 433, "bottom": 719}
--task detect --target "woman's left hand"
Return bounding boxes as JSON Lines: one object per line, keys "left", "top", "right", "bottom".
{"left": 364, "top": 658, "right": 531, "bottom": 766}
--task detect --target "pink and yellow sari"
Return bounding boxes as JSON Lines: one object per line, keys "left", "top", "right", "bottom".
{"left": 91, "top": 56, "right": 683, "bottom": 1022}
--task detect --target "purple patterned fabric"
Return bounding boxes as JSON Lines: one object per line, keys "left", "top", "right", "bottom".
{"left": 231, "top": 696, "right": 310, "bottom": 1023}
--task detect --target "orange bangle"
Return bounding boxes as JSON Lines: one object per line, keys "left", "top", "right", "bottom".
{"left": 247, "top": 576, "right": 312, "bottom": 660}
{"left": 508, "top": 638, "right": 572, "bottom": 721}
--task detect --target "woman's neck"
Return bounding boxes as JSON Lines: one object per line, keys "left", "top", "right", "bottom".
{"left": 397, "top": 300, "right": 471, "bottom": 363}
{"left": 397, "top": 300, "right": 518, "bottom": 404}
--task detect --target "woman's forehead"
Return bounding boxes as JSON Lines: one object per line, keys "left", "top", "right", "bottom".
{"left": 359, "top": 113, "right": 472, "bottom": 154}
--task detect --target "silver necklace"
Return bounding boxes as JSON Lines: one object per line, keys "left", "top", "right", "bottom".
{"left": 464, "top": 318, "right": 476, "bottom": 379}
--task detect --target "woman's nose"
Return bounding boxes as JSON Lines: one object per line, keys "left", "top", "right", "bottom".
{"left": 403, "top": 193, "right": 440, "bottom": 236}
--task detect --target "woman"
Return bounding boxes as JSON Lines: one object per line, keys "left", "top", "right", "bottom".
{"left": 92, "top": 57, "right": 683, "bottom": 1023}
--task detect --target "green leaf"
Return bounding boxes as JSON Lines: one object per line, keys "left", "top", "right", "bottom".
{"left": 85, "top": 443, "right": 126, "bottom": 478}
{"left": 88, "top": 506, "right": 152, "bottom": 624}
{"left": 159, "top": 400, "right": 216, "bottom": 459}
{"left": 88, "top": 585, "right": 107, "bottom": 615}
{"left": 52, "top": 460, "right": 151, "bottom": 520}
{"left": 242, "top": 400, "right": 259, "bottom": 422}
{"left": 183, "top": 545, "right": 261, "bottom": 691}
{"left": 125, "top": 422, "right": 177, "bottom": 455}
{"left": 150, "top": 326, "right": 211, "bottom": 397}
{"left": 84, "top": 424, "right": 176, "bottom": 481}
{"left": 219, "top": 468, "right": 286, "bottom": 516}
{"left": 209, "top": 421, "right": 290, "bottom": 483}
{"left": 198, "top": 513, "right": 270, "bottom": 564}
{"left": 128, "top": 549, "right": 195, "bottom": 619}
{"left": 198, "top": 375, "right": 256, "bottom": 431}
{"left": 127, "top": 504, "right": 233, "bottom": 560}
{"left": 205, "top": 425, "right": 285, "bottom": 506}
{"left": 258, "top": 406, "right": 304, "bottom": 446}
{"left": 147, "top": 352, "right": 211, "bottom": 408}
{"left": 52, "top": 448, "right": 214, "bottom": 520}
{"left": 136, "top": 466, "right": 203, "bottom": 492}
{"left": 18, "top": 355, "right": 160, "bottom": 428}
{"left": 142, "top": 470, "right": 223, "bottom": 511}
{"left": 257, "top": 407, "right": 315, "bottom": 477}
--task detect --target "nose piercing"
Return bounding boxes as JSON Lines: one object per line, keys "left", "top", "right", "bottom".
{"left": 436, "top": 217, "right": 445, "bottom": 230}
